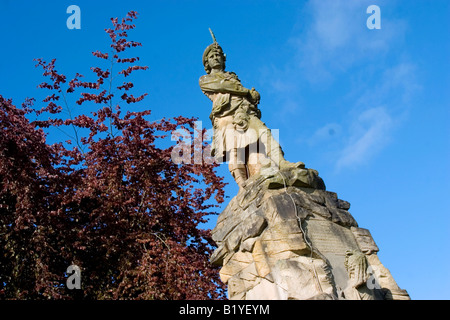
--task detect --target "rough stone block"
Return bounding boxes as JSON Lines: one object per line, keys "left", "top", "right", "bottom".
{"left": 219, "top": 251, "right": 253, "bottom": 283}
{"left": 245, "top": 278, "right": 280, "bottom": 300}
{"left": 252, "top": 240, "right": 271, "bottom": 278}
{"left": 241, "top": 214, "right": 267, "bottom": 242}
{"left": 351, "top": 227, "right": 379, "bottom": 254}
{"left": 240, "top": 237, "right": 257, "bottom": 252}
{"left": 211, "top": 170, "right": 409, "bottom": 300}
{"left": 337, "top": 199, "right": 351, "bottom": 210}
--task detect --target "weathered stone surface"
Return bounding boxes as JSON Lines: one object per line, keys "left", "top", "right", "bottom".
{"left": 251, "top": 240, "right": 271, "bottom": 278}
{"left": 210, "top": 167, "right": 409, "bottom": 300}
{"left": 307, "top": 293, "right": 336, "bottom": 300}
{"left": 240, "top": 237, "right": 257, "bottom": 252}
{"left": 241, "top": 214, "right": 267, "bottom": 242}
{"left": 245, "top": 278, "right": 280, "bottom": 300}
{"left": 337, "top": 199, "right": 351, "bottom": 210}
{"left": 351, "top": 227, "right": 379, "bottom": 254}
{"left": 209, "top": 244, "right": 227, "bottom": 266}
{"left": 219, "top": 251, "right": 253, "bottom": 283}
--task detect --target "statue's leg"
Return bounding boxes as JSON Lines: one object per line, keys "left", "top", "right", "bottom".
{"left": 254, "top": 119, "right": 305, "bottom": 169}
{"left": 247, "top": 142, "right": 265, "bottom": 177}
{"left": 221, "top": 122, "right": 249, "bottom": 188}
{"left": 260, "top": 128, "right": 284, "bottom": 167}
{"left": 230, "top": 164, "right": 248, "bottom": 188}
{"left": 228, "top": 146, "right": 248, "bottom": 188}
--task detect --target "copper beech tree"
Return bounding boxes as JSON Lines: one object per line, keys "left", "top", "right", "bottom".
{"left": 0, "top": 12, "right": 227, "bottom": 299}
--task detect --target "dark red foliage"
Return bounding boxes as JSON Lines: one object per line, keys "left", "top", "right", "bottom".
{"left": 0, "top": 11, "right": 226, "bottom": 300}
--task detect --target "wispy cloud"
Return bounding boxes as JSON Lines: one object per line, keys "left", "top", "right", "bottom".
{"left": 334, "top": 61, "right": 419, "bottom": 170}
{"left": 293, "top": 0, "right": 407, "bottom": 84}
{"left": 354, "top": 62, "right": 420, "bottom": 113}
{"left": 336, "top": 107, "right": 393, "bottom": 170}
{"left": 263, "top": 0, "right": 418, "bottom": 171}
{"left": 308, "top": 123, "right": 342, "bottom": 146}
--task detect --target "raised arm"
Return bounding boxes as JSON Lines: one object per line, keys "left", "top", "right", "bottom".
{"left": 199, "top": 75, "right": 249, "bottom": 96}
{"left": 199, "top": 74, "right": 260, "bottom": 104}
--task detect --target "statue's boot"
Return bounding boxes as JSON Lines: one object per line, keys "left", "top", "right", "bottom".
{"left": 261, "top": 131, "right": 305, "bottom": 170}
{"left": 228, "top": 146, "right": 248, "bottom": 188}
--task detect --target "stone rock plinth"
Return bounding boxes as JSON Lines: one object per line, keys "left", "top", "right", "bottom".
{"left": 210, "top": 166, "right": 410, "bottom": 300}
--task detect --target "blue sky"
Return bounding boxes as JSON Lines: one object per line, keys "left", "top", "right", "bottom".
{"left": 1, "top": 0, "right": 449, "bottom": 300}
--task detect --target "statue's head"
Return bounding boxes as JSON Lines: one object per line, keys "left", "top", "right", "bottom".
{"left": 203, "top": 28, "right": 226, "bottom": 74}
{"left": 203, "top": 43, "right": 226, "bottom": 74}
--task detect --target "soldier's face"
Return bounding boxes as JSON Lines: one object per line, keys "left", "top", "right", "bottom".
{"left": 208, "top": 50, "right": 224, "bottom": 70}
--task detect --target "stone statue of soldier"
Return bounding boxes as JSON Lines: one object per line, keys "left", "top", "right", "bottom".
{"left": 199, "top": 30, "right": 304, "bottom": 188}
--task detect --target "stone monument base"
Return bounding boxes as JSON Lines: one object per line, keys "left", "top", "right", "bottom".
{"left": 210, "top": 167, "right": 410, "bottom": 300}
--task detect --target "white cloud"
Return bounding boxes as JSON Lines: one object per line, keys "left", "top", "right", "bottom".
{"left": 291, "top": 0, "right": 407, "bottom": 84}
{"left": 354, "top": 62, "right": 419, "bottom": 111}
{"left": 308, "top": 123, "right": 342, "bottom": 146}
{"left": 258, "top": 0, "right": 418, "bottom": 172}
{"left": 336, "top": 107, "right": 393, "bottom": 170}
